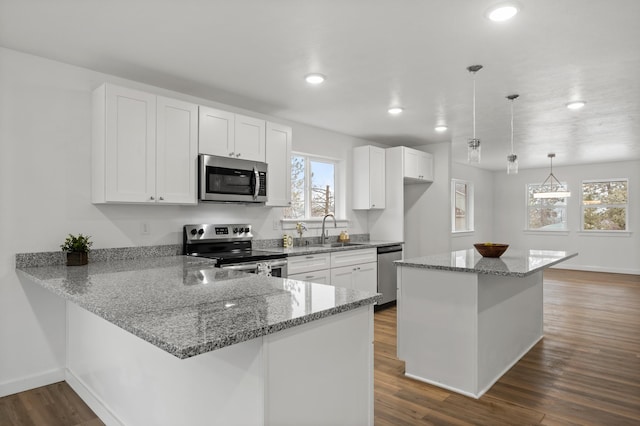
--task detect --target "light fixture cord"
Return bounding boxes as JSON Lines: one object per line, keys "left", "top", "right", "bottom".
{"left": 510, "top": 99, "right": 514, "bottom": 154}
{"left": 472, "top": 74, "right": 476, "bottom": 139}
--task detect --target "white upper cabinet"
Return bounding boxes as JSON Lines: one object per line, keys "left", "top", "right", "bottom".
{"left": 92, "top": 84, "right": 198, "bottom": 205}
{"left": 352, "top": 145, "right": 386, "bottom": 209}
{"left": 156, "top": 96, "right": 198, "bottom": 204}
{"left": 234, "top": 114, "right": 266, "bottom": 162}
{"left": 403, "top": 147, "right": 433, "bottom": 183}
{"left": 198, "top": 106, "right": 234, "bottom": 157}
{"left": 199, "top": 107, "right": 266, "bottom": 162}
{"left": 265, "top": 122, "right": 292, "bottom": 207}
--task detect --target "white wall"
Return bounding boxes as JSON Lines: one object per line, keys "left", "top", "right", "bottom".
{"left": 0, "top": 47, "right": 374, "bottom": 395}
{"left": 450, "top": 163, "right": 494, "bottom": 251}
{"left": 492, "top": 161, "right": 639, "bottom": 274}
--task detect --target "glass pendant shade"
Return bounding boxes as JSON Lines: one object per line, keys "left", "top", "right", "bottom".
{"left": 507, "top": 154, "right": 518, "bottom": 174}
{"left": 468, "top": 138, "right": 481, "bottom": 163}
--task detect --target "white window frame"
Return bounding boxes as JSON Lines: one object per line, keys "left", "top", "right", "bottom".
{"left": 451, "top": 179, "right": 474, "bottom": 233}
{"left": 581, "top": 178, "right": 629, "bottom": 232}
{"left": 283, "top": 152, "right": 342, "bottom": 222}
{"left": 526, "top": 183, "right": 568, "bottom": 231}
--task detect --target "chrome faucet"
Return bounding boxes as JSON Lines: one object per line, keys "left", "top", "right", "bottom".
{"left": 321, "top": 213, "right": 337, "bottom": 244}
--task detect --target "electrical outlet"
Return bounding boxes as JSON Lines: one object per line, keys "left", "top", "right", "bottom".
{"left": 140, "top": 222, "right": 150, "bottom": 235}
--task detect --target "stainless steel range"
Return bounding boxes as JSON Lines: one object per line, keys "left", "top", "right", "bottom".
{"left": 183, "top": 224, "right": 287, "bottom": 277}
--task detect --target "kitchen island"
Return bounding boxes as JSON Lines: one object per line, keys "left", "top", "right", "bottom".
{"left": 395, "top": 249, "right": 577, "bottom": 398}
{"left": 17, "top": 256, "right": 381, "bottom": 426}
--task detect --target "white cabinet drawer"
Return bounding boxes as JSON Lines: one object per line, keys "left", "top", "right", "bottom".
{"left": 287, "top": 253, "right": 331, "bottom": 275}
{"left": 330, "top": 248, "right": 377, "bottom": 269}
{"left": 288, "top": 269, "right": 331, "bottom": 285}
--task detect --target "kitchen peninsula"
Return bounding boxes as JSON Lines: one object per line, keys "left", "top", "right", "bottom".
{"left": 17, "top": 256, "right": 380, "bottom": 425}
{"left": 396, "top": 249, "right": 577, "bottom": 398}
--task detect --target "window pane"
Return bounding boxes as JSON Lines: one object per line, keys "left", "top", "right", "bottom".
{"left": 455, "top": 182, "right": 467, "bottom": 231}
{"left": 310, "top": 160, "right": 335, "bottom": 217}
{"left": 583, "top": 207, "right": 626, "bottom": 230}
{"left": 527, "top": 183, "right": 567, "bottom": 230}
{"left": 582, "top": 180, "right": 628, "bottom": 205}
{"left": 284, "top": 155, "right": 305, "bottom": 219}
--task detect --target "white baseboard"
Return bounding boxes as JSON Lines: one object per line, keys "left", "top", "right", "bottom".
{"left": 65, "top": 369, "right": 125, "bottom": 426}
{"left": 551, "top": 265, "right": 640, "bottom": 275}
{"left": 0, "top": 368, "right": 65, "bottom": 398}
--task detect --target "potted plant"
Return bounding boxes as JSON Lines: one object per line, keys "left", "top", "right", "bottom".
{"left": 60, "top": 233, "right": 93, "bottom": 266}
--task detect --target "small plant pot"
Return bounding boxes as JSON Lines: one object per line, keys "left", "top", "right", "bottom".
{"left": 66, "top": 252, "right": 88, "bottom": 266}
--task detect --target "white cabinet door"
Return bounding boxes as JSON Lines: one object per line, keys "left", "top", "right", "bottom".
{"left": 330, "top": 265, "right": 356, "bottom": 289}
{"left": 156, "top": 96, "right": 198, "bottom": 204}
{"left": 352, "top": 262, "right": 377, "bottom": 294}
{"left": 265, "top": 122, "right": 292, "bottom": 207}
{"left": 288, "top": 269, "right": 331, "bottom": 285}
{"left": 198, "top": 106, "right": 235, "bottom": 157}
{"left": 353, "top": 145, "right": 385, "bottom": 210}
{"left": 234, "top": 114, "right": 266, "bottom": 162}
{"left": 101, "top": 84, "right": 156, "bottom": 203}
{"left": 403, "top": 147, "right": 433, "bottom": 182}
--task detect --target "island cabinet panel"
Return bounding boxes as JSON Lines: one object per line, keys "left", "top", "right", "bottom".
{"left": 264, "top": 305, "right": 373, "bottom": 426}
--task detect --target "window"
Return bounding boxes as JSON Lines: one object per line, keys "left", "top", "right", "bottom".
{"left": 582, "top": 179, "right": 628, "bottom": 231}
{"left": 527, "top": 183, "right": 568, "bottom": 230}
{"left": 284, "top": 153, "right": 337, "bottom": 219}
{"left": 451, "top": 179, "right": 473, "bottom": 232}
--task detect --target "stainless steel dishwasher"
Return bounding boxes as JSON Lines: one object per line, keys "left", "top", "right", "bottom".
{"left": 377, "top": 244, "right": 403, "bottom": 306}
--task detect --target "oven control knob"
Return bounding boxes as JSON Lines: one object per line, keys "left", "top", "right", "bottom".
{"left": 190, "top": 229, "right": 197, "bottom": 236}
{"left": 198, "top": 229, "right": 204, "bottom": 235}
{"left": 233, "top": 228, "right": 239, "bottom": 234}
{"left": 241, "top": 227, "right": 248, "bottom": 233}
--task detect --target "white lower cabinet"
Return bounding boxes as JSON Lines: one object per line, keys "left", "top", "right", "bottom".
{"left": 330, "top": 262, "right": 377, "bottom": 293}
{"left": 288, "top": 268, "right": 331, "bottom": 285}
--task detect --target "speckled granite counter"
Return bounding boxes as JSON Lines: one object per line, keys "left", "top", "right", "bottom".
{"left": 16, "top": 256, "right": 381, "bottom": 359}
{"left": 264, "top": 240, "right": 403, "bottom": 256}
{"left": 396, "top": 249, "right": 577, "bottom": 277}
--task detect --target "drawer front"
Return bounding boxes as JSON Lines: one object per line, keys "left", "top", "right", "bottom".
{"left": 288, "top": 269, "right": 332, "bottom": 285}
{"left": 331, "top": 248, "right": 377, "bottom": 269}
{"left": 287, "top": 253, "right": 332, "bottom": 275}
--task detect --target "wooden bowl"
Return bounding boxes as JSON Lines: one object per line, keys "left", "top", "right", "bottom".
{"left": 473, "top": 243, "right": 509, "bottom": 258}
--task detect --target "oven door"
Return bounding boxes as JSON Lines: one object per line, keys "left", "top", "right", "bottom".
{"left": 220, "top": 259, "right": 288, "bottom": 278}
{"left": 199, "top": 154, "right": 267, "bottom": 203}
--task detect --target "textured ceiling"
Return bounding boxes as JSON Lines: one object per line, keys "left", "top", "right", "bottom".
{"left": 1, "top": 0, "right": 638, "bottom": 170}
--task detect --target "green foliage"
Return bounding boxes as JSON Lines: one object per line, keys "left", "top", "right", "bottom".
{"left": 582, "top": 180, "right": 627, "bottom": 230}
{"left": 60, "top": 233, "right": 93, "bottom": 253}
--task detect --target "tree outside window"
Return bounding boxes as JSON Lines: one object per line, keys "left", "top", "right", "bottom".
{"left": 527, "top": 183, "right": 568, "bottom": 230}
{"left": 284, "top": 154, "right": 336, "bottom": 219}
{"left": 582, "top": 179, "right": 628, "bottom": 231}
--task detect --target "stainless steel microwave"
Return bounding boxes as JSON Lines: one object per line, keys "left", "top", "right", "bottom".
{"left": 199, "top": 154, "right": 268, "bottom": 203}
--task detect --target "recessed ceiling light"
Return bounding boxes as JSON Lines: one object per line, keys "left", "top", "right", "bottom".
{"left": 435, "top": 125, "right": 448, "bottom": 132}
{"left": 566, "top": 101, "right": 586, "bottom": 110}
{"left": 305, "top": 73, "right": 326, "bottom": 84}
{"left": 388, "top": 107, "right": 404, "bottom": 115}
{"left": 486, "top": 3, "right": 519, "bottom": 22}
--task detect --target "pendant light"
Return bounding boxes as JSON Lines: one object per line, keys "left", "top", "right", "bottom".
{"left": 506, "top": 94, "right": 519, "bottom": 174}
{"left": 467, "top": 65, "right": 483, "bottom": 163}
{"left": 533, "top": 153, "right": 571, "bottom": 198}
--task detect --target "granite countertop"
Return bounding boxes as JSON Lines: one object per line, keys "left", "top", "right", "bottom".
{"left": 16, "top": 256, "right": 381, "bottom": 359}
{"left": 264, "top": 240, "right": 404, "bottom": 256}
{"left": 396, "top": 249, "right": 578, "bottom": 277}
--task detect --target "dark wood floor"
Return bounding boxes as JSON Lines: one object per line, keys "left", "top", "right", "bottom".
{"left": 2, "top": 269, "right": 639, "bottom": 425}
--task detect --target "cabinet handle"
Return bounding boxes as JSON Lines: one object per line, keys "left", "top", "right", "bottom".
{"left": 149, "top": 196, "right": 155, "bottom": 201}
{"left": 229, "top": 152, "right": 235, "bottom": 157}
{"left": 305, "top": 275, "right": 313, "bottom": 279}
{"left": 159, "top": 197, "right": 164, "bottom": 201}
{"left": 305, "top": 256, "right": 314, "bottom": 259}
{"left": 236, "top": 153, "right": 241, "bottom": 158}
